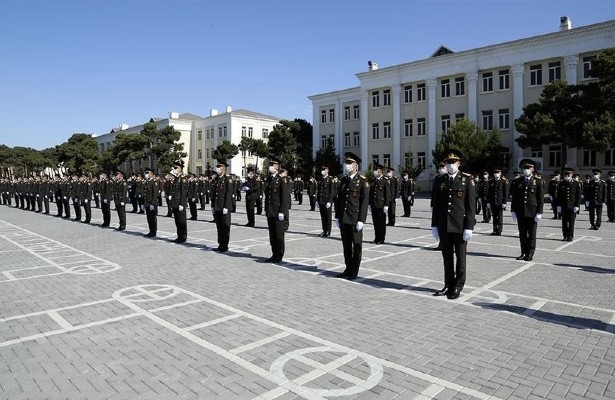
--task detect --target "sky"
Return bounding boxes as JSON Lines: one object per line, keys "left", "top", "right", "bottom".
{"left": 1, "top": 0, "right": 613, "bottom": 150}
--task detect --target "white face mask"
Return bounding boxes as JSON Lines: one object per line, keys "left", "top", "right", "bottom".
{"left": 344, "top": 164, "right": 353, "bottom": 174}
{"left": 269, "top": 165, "right": 277, "bottom": 174}
{"left": 170, "top": 169, "right": 177, "bottom": 177}
{"left": 387, "top": 172, "right": 393, "bottom": 178}
{"left": 321, "top": 169, "right": 327, "bottom": 176}
{"left": 446, "top": 163, "right": 458, "bottom": 175}
{"left": 522, "top": 168, "right": 533, "bottom": 177}
{"left": 594, "top": 174, "right": 600, "bottom": 180}
{"left": 494, "top": 173, "right": 501, "bottom": 179}
{"left": 438, "top": 167, "right": 447, "bottom": 175}
{"left": 565, "top": 175, "right": 572, "bottom": 181}
{"left": 483, "top": 174, "right": 489, "bottom": 179}
{"left": 215, "top": 167, "right": 222, "bottom": 175}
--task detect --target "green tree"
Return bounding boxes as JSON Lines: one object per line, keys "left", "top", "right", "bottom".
{"left": 399, "top": 146, "right": 424, "bottom": 178}
{"left": 57, "top": 133, "right": 100, "bottom": 174}
{"left": 313, "top": 138, "right": 341, "bottom": 177}
{"left": 251, "top": 139, "right": 269, "bottom": 173}
{"left": 268, "top": 121, "right": 299, "bottom": 175}
{"left": 433, "top": 119, "right": 506, "bottom": 174}
{"left": 111, "top": 133, "right": 149, "bottom": 173}
{"left": 156, "top": 126, "right": 187, "bottom": 173}
{"left": 212, "top": 140, "right": 239, "bottom": 162}
{"left": 290, "top": 118, "right": 313, "bottom": 178}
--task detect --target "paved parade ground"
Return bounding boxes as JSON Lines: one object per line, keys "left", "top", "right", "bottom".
{"left": 0, "top": 198, "right": 614, "bottom": 399}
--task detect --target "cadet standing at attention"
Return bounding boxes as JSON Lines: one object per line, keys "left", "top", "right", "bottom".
{"left": 556, "top": 167, "right": 581, "bottom": 241}
{"left": 386, "top": 167, "right": 399, "bottom": 226}
{"left": 335, "top": 152, "right": 369, "bottom": 280}
{"left": 487, "top": 168, "right": 508, "bottom": 236}
{"left": 510, "top": 159, "right": 544, "bottom": 261}
{"left": 143, "top": 168, "right": 159, "bottom": 237}
{"left": 113, "top": 170, "right": 129, "bottom": 231}
{"left": 99, "top": 171, "right": 113, "bottom": 227}
{"left": 317, "top": 165, "right": 334, "bottom": 237}
{"left": 170, "top": 160, "right": 188, "bottom": 243}
{"left": 243, "top": 166, "right": 261, "bottom": 227}
{"left": 431, "top": 150, "right": 476, "bottom": 300}
{"left": 262, "top": 156, "right": 290, "bottom": 263}
{"left": 369, "top": 163, "right": 390, "bottom": 244}
{"left": 210, "top": 160, "right": 234, "bottom": 252}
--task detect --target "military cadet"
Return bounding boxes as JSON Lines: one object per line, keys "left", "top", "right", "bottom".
{"left": 585, "top": 168, "right": 607, "bottom": 230}
{"left": 204, "top": 175, "right": 211, "bottom": 205}
{"left": 487, "top": 168, "right": 508, "bottom": 235}
{"left": 606, "top": 171, "right": 615, "bottom": 222}
{"left": 334, "top": 152, "right": 369, "bottom": 280}
{"left": 113, "top": 170, "right": 129, "bottom": 231}
{"left": 294, "top": 176, "right": 304, "bottom": 204}
{"left": 209, "top": 160, "right": 234, "bottom": 252}
{"left": 143, "top": 168, "right": 159, "bottom": 237}
{"left": 280, "top": 169, "right": 291, "bottom": 230}
{"left": 548, "top": 171, "right": 561, "bottom": 219}
{"left": 510, "top": 159, "right": 544, "bottom": 261}
{"left": 583, "top": 174, "right": 591, "bottom": 210}
{"left": 99, "top": 171, "right": 113, "bottom": 227}
{"left": 53, "top": 174, "right": 63, "bottom": 216}
{"left": 92, "top": 176, "right": 100, "bottom": 208}
{"left": 198, "top": 175, "right": 207, "bottom": 210}
{"left": 81, "top": 175, "right": 93, "bottom": 223}
{"left": 169, "top": 160, "right": 188, "bottom": 243}
{"left": 556, "top": 167, "right": 581, "bottom": 241}
{"left": 400, "top": 172, "right": 415, "bottom": 217}
{"left": 33, "top": 176, "right": 42, "bottom": 213}
{"left": 477, "top": 171, "right": 491, "bottom": 223}
{"left": 262, "top": 157, "right": 290, "bottom": 263}
{"left": 386, "top": 167, "right": 399, "bottom": 226}
{"left": 187, "top": 173, "right": 199, "bottom": 220}
{"left": 431, "top": 162, "right": 448, "bottom": 251}
{"left": 61, "top": 175, "right": 72, "bottom": 218}
{"left": 243, "top": 166, "right": 261, "bottom": 227}
{"left": 317, "top": 165, "right": 335, "bottom": 237}
{"left": 128, "top": 174, "right": 138, "bottom": 213}
{"left": 307, "top": 176, "right": 317, "bottom": 211}
{"left": 39, "top": 175, "right": 50, "bottom": 214}
{"left": 71, "top": 173, "right": 83, "bottom": 222}
{"left": 369, "top": 163, "right": 390, "bottom": 244}
{"left": 163, "top": 174, "right": 174, "bottom": 217}
{"left": 136, "top": 175, "right": 145, "bottom": 214}
{"left": 431, "top": 150, "right": 476, "bottom": 300}
{"left": 232, "top": 174, "right": 241, "bottom": 213}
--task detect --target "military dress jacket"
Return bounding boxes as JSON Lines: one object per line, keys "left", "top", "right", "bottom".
{"left": 244, "top": 175, "right": 262, "bottom": 201}
{"left": 210, "top": 174, "right": 234, "bottom": 212}
{"left": 556, "top": 179, "right": 581, "bottom": 210}
{"left": 584, "top": 180, "right": 607, "bottom": 206}
{"left": 169, "top": 175, "right": 188, "bottom": 208}
{"left": 369, "top": 177, "right": 391, "bottom": 209}
{"left": 264, "top": 174, "right": 290, "bottom": 218}
{"left": 317, "top": 176, "right": 334, "bottom": 205}
{"left": 487, "top": 177, "right": 508, "bottom": 207}
{"left": 510, "top": 176, "right": 544, "bottom": 218}
{"left": 431, "top": 172, "right": 477, "bottom": 234}
{"left": 99, "top": 179, "right": 114, "bottom": 202}
{"left": 335, "top": 174, "right": 369, "bottom": 225}
{"left": 113, "top": 179, "right": 129, "bottom": 204}
{"left": 144, "top": 178, "right": 159, "bottom": 207}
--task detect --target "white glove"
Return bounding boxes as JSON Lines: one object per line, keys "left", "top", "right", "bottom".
{"left": 85, "top": 199, "right": 89, "bottom": 203}
{"left": 63, "top": 196, "right": 67, "bottom": 200}
{"left": 355, "top": 221, "right": 364, "bottom": 231}
{"left": 549, "top": 196, "right": 553, "bottom": 202}
{"left": 277, "top": 213, "right": 284, "bottom": 221}
{"left": 103, "top": 199, "right": 108, "bottom": 204}
{"left": 556, "top": 206, "right": 561, "bottom": 214}
{"left": 431, "top": 227, "right": 439, "bottom": 241}
{"left": 316, "top": 202, "right": 320, "bottom": 208}
{"left": 178, "top": 205, "right": 184, "bottom": 211}
{"left": 44, "top": 195, "right": 48, "bottom": 199}
{"left": 325, "top": 202, "right": 331, "bottom": 209}
{"left": 36, "top": 194, "right": 39, "bottom": 198}
{"left": 120, "top": 202, "right": 125, "bottom": 206}
{"left": 368, "top": 205, "right": 372, "bottom": 213}
{"left": 336, "top": 219, "right": 340, "bottom": 228}
{"left": 534, "top": 213, "right": 542, "bottom": 223}
{"left": 511, "top": 211, "right": 517, "bottom": 222}
{"left": 407, "top": 196, "right": 412, "bottom": 201}
{"left": 168, "top": 196, "right": 172, "bottom": 200}
{"left": 502, "top": 204, "right": 507, "bottom": 210}
{"left": 487, "top": 203, "right": 491, "bottom": 209}
{"left": 149, "top": 204, "right": 155, "bottom": 211}
{"left": 192, "top": 198, "right": 195, "bottom": 202}
{"left": 222, "top": 208, "right": 228, "bottom": 215}
{"left": 573, "top": 207, "right": 579, "bottom": 213}
{"left": 585, "top": 201, "right": 589, "bottom": 207}
{"left": 463, "top": 229, "right": 473, "bottom": 241}
{"left": 383, "top": 206, "right": 389, "bottom": 213}
{"left": 395, "top": 198, "right": 400, "bottom": 202}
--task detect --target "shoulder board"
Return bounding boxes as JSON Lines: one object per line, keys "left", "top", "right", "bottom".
{"left": 534, "top": 176, "right": 542, "bottom": 180}
{"left": 359, "top": 175, "right": 367, "bottom": 180}
{"left": 462, "top": 172, "right": 472, "bottom": 177}
{"left": 228, "top": 177, "right": 233, "bottom": 183}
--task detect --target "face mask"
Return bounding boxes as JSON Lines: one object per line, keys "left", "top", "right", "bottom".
{"left": 387, "top": 172, "right": 393, "bottom": 178}
{"left": 438, "top": 167, "right": 447, "bottom": 175}
{"left": 565, "top": 175, "right": 572, "bottom": 181}
{"left": 446, "top": 163, "right": 458, "bottom": 175}
{"left": 483, "top": 174, "right": 489, "bottom": 179}
{"left": 170, "top": 169, "right": 178, "bottom": 177}
{"left": 321, "top": 170, "right": 327, "bottom": 176}
{"left": 594, "top": 174, "right": 600, "bottom": 180}
{"left": 215, "top": 167, "right": 222, "bottom": 175}
{"left": 494, "top": 173, "right": 501, "bottom": 179}
{"left": 344, "top": 164, "right": 353, "bottom": 174}
{"left": 522, "top": 168, "right": 533, "bottom": 177}
{"left": 269, "top": 165, "right": 277, "bottom": 174}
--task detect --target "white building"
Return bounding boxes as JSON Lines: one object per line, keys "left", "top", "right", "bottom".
{"left": 309, "top": 17, "right": 615, "bottom": 189}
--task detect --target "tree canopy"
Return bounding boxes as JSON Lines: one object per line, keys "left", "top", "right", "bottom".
{"left": 313, "top": 138, "right": 341, "bottom": 177}
{"left": 212, "top": 140, "right": 239, "bottom": 164}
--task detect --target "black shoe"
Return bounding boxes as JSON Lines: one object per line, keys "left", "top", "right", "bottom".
{"left": 115, "top": 227, "right": 125, "bottom": 231}
{"left": 345, "top": 275, "right": 358, "bottom": 281}
{"left": 212, "top": 247, "right": 228, "bottom": 253}
{"left": 516, "top": 254, "right": 526, "bottom": 260}
{"left": 433, "top": 246, "right": 442, "bottom": 251}
{"left": 567, "top": 237, "right": 573, "bottom": 242}
{"left": 173, "top": 238, "right": 186, "bottom": 244}
{"left": 138, "top": 211, "right": 145, "bottom": 214}
{"left": 336, "top": 272, "right": 349, "bottom": 278}
{"left": 189, "top": 217, "right": 197, "bottom": 221}
{"left": 319, "top": 232, "right": 327, "bottom": 237}
{"left": 245, "top": 223, "right": 255, "bottom": 227}
{"left": 551, "top": 216, "right": 558, "bottom": 219}
{"left": 100, "top": 223, "right": 109, "bottom": 227}
{"left": 144, "top": 232, "right": 156, "bottom": 237}
{"left": 263, "top": 257, "right": 282, "bottom": 263}
{"left": 433, "top": 287, "right": 448, "bottom": 297}
{"left": 524, "top": 254, "right": 533, "bottom": 261}
{"left": 83, "top": 220, "right": 90, "bottom": 224}
{"left": 446, "top": 288, "right": 461, "bottom": 299}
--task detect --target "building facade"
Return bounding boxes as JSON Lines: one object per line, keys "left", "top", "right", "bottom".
{"left": 309, "top": 18, "right": 615, "bottom": 189}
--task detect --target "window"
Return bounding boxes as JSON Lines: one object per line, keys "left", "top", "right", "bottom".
{"left": 455, "top": 113, "right": 465, "bottom": 122}
{"left": 372, "top": 154, "right": 379, "bottom": 165}
{"left": 549, "top": 145, "right": 561, "bottom": 167}
{"left": 344, "top": 106, "right": 350, "bottom": 120}
{"left": 329, "top": 109, "right": 335, "bottom": 123}
{"left": 548, "top": 61, "right": 561, "bottom": 82}
{"left": 262, "top": 128, "right": 269, "bottom": 139}
{"left": 353, "top": 131, "right": 360, "bottom": 146}
{"left": 417, "top": 152, "right": 426, "bottom": 168}
{"left": 321, "top": 136, "right": 327, "bottom": 148}
{"left": 383, "top": 89, "right": 391, "bottom": 106}
{"left": 583, "top": 56, "right": 596, "bottom": 79}
{"left": 197, "top": 130, "right": 202, "bottom": 141}
{"left": 329, "top": 134, "right": 335, "bottom": 149}
{"left": 320, "top": 110, "right": 326, "bottom": 124}
{"left": 417, "top": 84, "right": 426, "bottom": 101}
{"left": 530, "top": 64, "right": 542, "bottom": 86}
{"left": 404, "top": 119, "right": 413, "bottom": 137}
{"left": 218, "top": 127, "right": 223, "bottom": 138}
{"left": 417, "top": 118, "right": 426, "bottom": 136}
{"left": 498, "top": 69, "right": 510, "bottom": 90}
{"left": 353, "top": 105, "right": 360, "bottom": 119}
{"left": 206, "top": 129, "right": 211, "bottom": 139}
{"left": 383, "top": 154, "right": 391, "bottom": 167}
{"left": 404, "top": 152, "right": 412, "bottom": 167}
{"left": 248, "top": 127, "right": 253, "bottom": 138}
{"left": 455, "top": 77, "right": 465, "bottom": 96}
{"left": 498, "top": 108, "right": 510, "bottom": 130}
{"left": 206, "top": 149, "right": 210, "bottom": 159}
{"left": 372, "top": 91, "right": 380, "bottom": 107}
{"left": 383, "top": 122, "right": 391, "bottom": 139}
{"left": 500, "top": 150, "right": 510, "bottom": 168}
{"left": 372, "top": 123, "right": 380, "bottom": 140}
{"left": 482, "top": 110, "right": 493, "bottom": 131}
{"left": 531, "top": 146, "right": 543, "bottom": 158}
{"left": 441, "top": 115, "right": 451, "bottom": 133}
{"left": 197, "top": 149, "right": 202, "bottom": 159}
{"left": 344, "top": 132, "right": 350, "bottom": 146}
{"left": 404, "top": 85, "right": 413, "bottom": 103}
{"left": 99, "top": 144, "right": 104, "bottom": 152}
{"left": 583, "top": 149, "right": 597, "bottom": 167}
{"left": 441, "top": 79, "right": 450, "bottom": 98}
{"left": 223, "top": 126, "right": 227, "bottom": 137}
{"left": 605, "top": 148, "right": 615, "bottom": 165}
{"left": 482, "top": 72, "right": 493, "bottom": 92}
{"left": 241, "top": 126, "right": 246, "bottom": 137}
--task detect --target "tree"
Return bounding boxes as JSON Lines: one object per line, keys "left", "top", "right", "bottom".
{"left": 268, "top": 121, "right": 299, "bottom": 175}
{"left": 156, "top": 126, "right": 187, "bottom": 173}
{"left": 313, "top": 138, "right": 341, "bottom": 177}
{"left": 290, "top": 118, "right": 313, "bottom": 178}
{"left": 251, "top": 139, "right": 269, "bottom": 173}
{"left": 110, "top": 133, "right": 150, "bottom": 173}
{"left": 212, "top": 140, "right": 239, "bottom": 163}
{"left": 433, "top": 119, "right": 506, "bottom": 174}
{"left": 399, "top": 146, "right": 424, "bottom": 178}
{"left": 57, "top": 133, "right": 100, "bottom": 174}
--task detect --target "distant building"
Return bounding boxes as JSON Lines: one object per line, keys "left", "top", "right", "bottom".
{"left": 309, "top": 17, "right": 615, "bottom": 189}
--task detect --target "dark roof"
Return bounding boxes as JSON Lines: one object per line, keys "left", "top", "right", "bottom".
{"left": 431, "top": 45, "right": 455, "bottom": 57}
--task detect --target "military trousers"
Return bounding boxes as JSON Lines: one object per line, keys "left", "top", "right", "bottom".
{"left": 214, "top": 210, "right": 231, "bottom": 250}
{"left": 246, "top": 199, "right": 257, "bottom": 225}
{"left": 387, "top": 200, "right": 396, "bottom": 225}
{"left": 73, "top": 198, "right": 82, "bottom": 221}
{"left": 340, "top": 223, "right": 363, "bottom": 278}
{"left": 62, "top": 197, "right": 70, "bottom": 217}
{"left": 267, "top": 217, "right": 285, "bottom": 260}
{"left": 173, "top": 206, "right": 187, "bottom": 241}
{"left": 146, "top": 205, "right": 158, "bottom": 235}
{"left": 517, "top": 217, "right": 538, "bottom": 256}
{"left": 561, "top": 208, "right": 576, "bottom": 239}
{"left": 439, "top": 230, "right": 467, "bottom": 290}
{"left": 491, "top": 205, "right": 504, "bottom": 234}
{"left": 319, "top": 205, "right": 332, "bottom": 234}
{"left": 607, "top": 200, "right": 615, "bottom": 222}
{"left": 83, "top": 199, "right": 91, "bottom": 222}
{"left": 589, "top": 205, "right": 603, "bottom": 228}
{"left": 480, "top": 199, "right": 491, "bottom": 221}
{"left": 115, "top": 202, "right": 126, "bottom": 229}
{"left": 101, "top": 200, "right": 111, "bottom": 226}
{"left": 371, "top": 207, "right": 387, "bottom": 243}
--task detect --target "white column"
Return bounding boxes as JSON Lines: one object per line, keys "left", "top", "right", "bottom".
{"left": 466, "top": 72, "right": 478, "bottom": 122}
{"left": 360, "top": 91, "right": 369, "bottom": 169}
{"left": 565, "top": 55, "right": 579, "bottom": 168}
{"left": 511, "top": 64, "right": 525, "bottom": 167}
{"left": 392, "top": 85, "right": 402, "bottom": 169}
{"left": 336, "top": 98, "right": 343, "bottom": 162}
{"left": 312, "top": 106, "right": 320, "bottom": 158}
{"left": 426, "top": 78, "right": 437, "bottom": 165}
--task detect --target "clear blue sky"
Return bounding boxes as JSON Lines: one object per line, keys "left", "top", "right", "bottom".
{"left": 1, "top": 0, "right": 613, "bottom": 150}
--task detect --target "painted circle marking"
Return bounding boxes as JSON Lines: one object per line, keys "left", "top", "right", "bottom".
{"left": 112, "top": 284, "right": 180, "bottom": 302}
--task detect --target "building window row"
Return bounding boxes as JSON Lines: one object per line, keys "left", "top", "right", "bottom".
{"left": 481, "top": 109, "right": 510, "bottom": 130}
{"left": 344, "top": 105, "right": 361, "bottom": 121}
{"left": 321, "top": 109, "right": 335, "bottom": 124}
